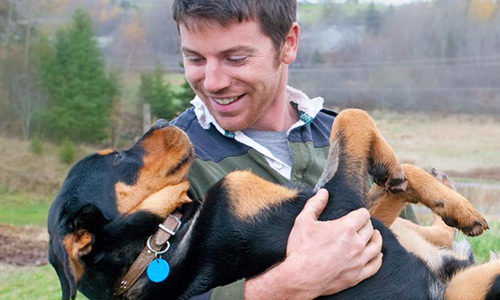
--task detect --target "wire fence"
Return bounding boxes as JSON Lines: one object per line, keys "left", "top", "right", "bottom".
{"left": 289, "top": 55, "right": 500, "bottom": 114}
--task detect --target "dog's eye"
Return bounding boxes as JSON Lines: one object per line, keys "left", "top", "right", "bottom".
{"left": 113, "top": 153, "right": 124, "bottom": 165}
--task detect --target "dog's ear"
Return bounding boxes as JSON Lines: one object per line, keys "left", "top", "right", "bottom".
{"left": 49, "top": 204, "right": 106, "bottom": 300}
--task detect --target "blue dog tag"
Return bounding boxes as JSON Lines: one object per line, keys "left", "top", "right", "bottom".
{"left": 147, "top": 258, "right": 170, "bottom": 283}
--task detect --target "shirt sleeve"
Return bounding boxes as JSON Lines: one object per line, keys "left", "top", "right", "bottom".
{"left": 188, "top": 279, "right": 246, "bottom": 300}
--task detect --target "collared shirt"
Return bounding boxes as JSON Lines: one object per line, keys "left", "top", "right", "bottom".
{"left": 190, "top": 86, "right": 325, "bottom": 179}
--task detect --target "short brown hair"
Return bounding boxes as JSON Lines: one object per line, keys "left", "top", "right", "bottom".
{"left": 172, "top": 0, "right": 297, "bottom": 53}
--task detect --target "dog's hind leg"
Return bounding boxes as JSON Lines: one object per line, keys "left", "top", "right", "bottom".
{"left": 391, "top": 216, "right": 455, "bottom": 249}
{"left": 316, "top": 109, "right": 407, "bottom": 216}
{"left": 446, "top": 259, "right": 500, "bottom": 300}
{"left": 367, "top": 184, "right": 407, "bottom": 227}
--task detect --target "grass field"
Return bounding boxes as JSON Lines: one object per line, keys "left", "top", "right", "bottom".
{"left": 0, "top": 264, "right": 88, "bottom": 300}
{"left": 371, "top": 111, "right": 500, "bottom": 174}
{"left": 0, "top": 110, "right": 499, "bottom": 297}
{"left": 0, "top": 187, "right": 53, "bottom": 226}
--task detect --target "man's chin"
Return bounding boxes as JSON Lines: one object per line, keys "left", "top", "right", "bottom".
{"left": 216, "top": 119, "right": 249, "bottom": 132}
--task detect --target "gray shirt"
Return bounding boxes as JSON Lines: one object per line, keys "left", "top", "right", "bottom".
{"left": 242, "top": 129, "right": 293, "bottom": 168}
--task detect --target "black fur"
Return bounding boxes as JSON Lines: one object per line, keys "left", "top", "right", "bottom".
{"left": 47, "top": 120, "right": 492, "bottom": 300}
{"left": 486, "top": 275, "right": 500, "bottom": 300}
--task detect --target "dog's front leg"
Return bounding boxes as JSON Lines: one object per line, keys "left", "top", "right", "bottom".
{"left": 370, "top": 164, "right": 488, "bottom": 237}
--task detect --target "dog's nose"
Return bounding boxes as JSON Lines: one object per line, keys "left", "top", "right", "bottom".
{"left": 151, "top": 119, "right": 170, "bottom": 130}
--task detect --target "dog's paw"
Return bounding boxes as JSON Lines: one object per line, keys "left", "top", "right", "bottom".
{"left": 403, "top": 164, "right": 488, "bottom": 237}
{"left": 429, "top": 168, "right": 488, "bottom": 236}
{"left": 442, "top": 213, "right": 488, "bottom": 237}
{"left": 369, "top": 161, "right": 407, "bottom": 194}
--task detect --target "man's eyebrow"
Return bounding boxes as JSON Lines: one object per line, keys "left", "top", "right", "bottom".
{"left": 181, "top": 46, "right": 257, "bottom": 56}
{"left": 181, "top": 47, "right": 201, "bottom": 55}
{"left": 220, "top": 46, "right": 258, "bottom": 55}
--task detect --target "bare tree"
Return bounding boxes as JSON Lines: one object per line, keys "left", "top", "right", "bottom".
{"left": 290, "top": 0, "right": 500, "bottom": 114}
{"left": 2, "top": 23, "right": 44, "bottom": 139}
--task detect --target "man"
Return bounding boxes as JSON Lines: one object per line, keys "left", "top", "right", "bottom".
{"left": 170, "top": 0, "right": 414, "bottom": 299}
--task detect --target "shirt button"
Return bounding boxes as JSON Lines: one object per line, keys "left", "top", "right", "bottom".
{"left": 273, "top": 161, "right": 283, "bottom": 169}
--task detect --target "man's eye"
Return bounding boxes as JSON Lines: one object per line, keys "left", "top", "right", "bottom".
{"left": 186, "top": 56, "right": 205, "bottom": 64}
{"left": 228, "top": 56, "right": 247, "bottom": 65}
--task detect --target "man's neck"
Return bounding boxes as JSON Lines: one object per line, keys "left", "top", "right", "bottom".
{"left": 248, "top": 101, "right": 298, "bottom": 131}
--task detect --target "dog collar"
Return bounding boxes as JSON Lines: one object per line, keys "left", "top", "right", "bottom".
{"left": 114, "top": 212, "right": 182, "bottom": 296}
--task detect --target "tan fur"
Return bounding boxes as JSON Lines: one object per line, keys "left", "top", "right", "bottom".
{"left": 62, "top": 230, "right": 93, "bottom": 282}
{"left": 115, "top": 127, "right": 193, "bottom": 216}
{"left": 369, "top": 186, "right": 409, "bottom": 227}
{"left": 370, "top": 183, "right": 455, "bottom": 250}
{"left": 392, "top": 219, "right": 470, "bottom": 276}
{"left": 330, "top": 109, "right": 404, "bottom": 186}
{"left": 393, "top": 216, "right": 455, "bottom": 248}
{"left": 130, "top": 180, "right": 191, "bottom": 219}
{"left": 97, "top": 149, "right": 114, "bottom": 155}
{"left": 446, "top": 260, "right": 500, "bottom": 300}
{"left": 370, "top": 164, "right": 487, "bottom": 236}
{"left": 391, "top": 219, "right": 447, "bottom": 272}
{"left": 403, "top": 164, "right": 487, "bottom": 235}
{"left": 225, "top": 171, "right": 298, "bottom": 220}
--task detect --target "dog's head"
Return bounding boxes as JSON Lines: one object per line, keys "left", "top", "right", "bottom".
{"left": 48, "top": 120, "right": 193, "bottom": 300}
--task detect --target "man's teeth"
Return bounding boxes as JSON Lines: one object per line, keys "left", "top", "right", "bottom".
{"left": 213, "top": 96, "right": 238, "bottom": 105}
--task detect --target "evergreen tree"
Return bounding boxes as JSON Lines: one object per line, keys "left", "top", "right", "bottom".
{"left": 176, "top": 80, "right": 196, "bottom": 107}
{"left": 40, "top": 9, "right": 116, "bottom": 142}
{"left": 366, "top": 2, "right": 382, "bottom": 35}
{"left": 140, "top": 64, "right": 193, "bottom": 121}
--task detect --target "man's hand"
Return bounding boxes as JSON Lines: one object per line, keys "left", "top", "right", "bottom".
{"left": 244, "top": 189, "right": 383, "bottom": 300}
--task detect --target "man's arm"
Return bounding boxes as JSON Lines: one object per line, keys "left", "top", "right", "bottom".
{"left": 244, "top": 189, "right": 383, "bottom": 300}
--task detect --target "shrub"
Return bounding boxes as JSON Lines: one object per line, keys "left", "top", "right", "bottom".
{"left": 30, "top": 137, "right": 43, "bottom": 155}
{"left": 59, "top": 140, "right": 75, "bottom": 164}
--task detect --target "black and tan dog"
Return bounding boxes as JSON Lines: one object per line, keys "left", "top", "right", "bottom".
{"left": 48, "top": 109, "right": 498, "bottom": 300}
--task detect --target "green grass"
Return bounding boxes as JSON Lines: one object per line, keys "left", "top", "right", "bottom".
{"left": 464, "top": 222, "right": 500, "bottom": 263}
{"left": 0, "top": 225, "right": 499, "bottom": 299}
{"left": 1, "top": 181, "right": 499, "bottom": 296}
{"left": 0, "top": 187, "right": 54, "bottom": 226}
{"left": 0, "top": 264, "right": 88, "bottom": 300}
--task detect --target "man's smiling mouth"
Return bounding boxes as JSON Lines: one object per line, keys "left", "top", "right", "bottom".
{"left": 212, "top": 95, "right": 244, "bottom": 105}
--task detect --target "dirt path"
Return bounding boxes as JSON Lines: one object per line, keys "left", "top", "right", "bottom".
{"left": 0, "top": 224, "right": 48, "bottom": 266}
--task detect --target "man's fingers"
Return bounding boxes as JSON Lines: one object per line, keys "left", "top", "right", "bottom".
{"left": 361, "top": 230, "right": 383, "bottom": 263}
{"left": 340, "top": 208, "right": 371, "bottom": 232}
{"left": 300, "top": 189, "right": 329, "bottom": 220}
{"left": 359, "top": 252, "right": 384, "bottom": 282}
{"left": 357, "top": 221, "right": 375, "bottom": 245}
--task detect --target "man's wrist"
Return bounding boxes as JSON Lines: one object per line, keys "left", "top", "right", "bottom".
{"left": 244, "top": 259, "right": 317, "bottom": 300}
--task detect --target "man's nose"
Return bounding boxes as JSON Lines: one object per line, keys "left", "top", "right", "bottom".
{"left": 203, "top": 61, "right": 231, "bottom": 93}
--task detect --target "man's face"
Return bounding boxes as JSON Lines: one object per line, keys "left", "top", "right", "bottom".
{"left": 180, "top": 20, "right": 291, "bottom": 131}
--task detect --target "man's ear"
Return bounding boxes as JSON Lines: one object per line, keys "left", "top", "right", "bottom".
{"left": 49, "top": 204, "right": 106, "bottom": 300}
{"left": 281, "top": 22, "right": 300, "bottom": 65}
